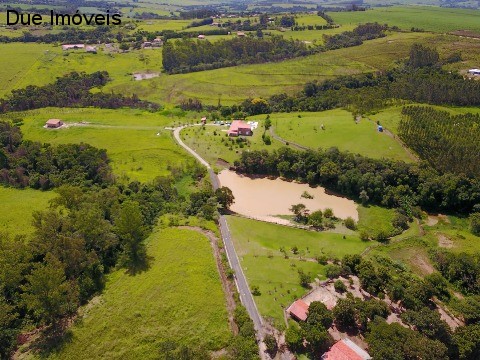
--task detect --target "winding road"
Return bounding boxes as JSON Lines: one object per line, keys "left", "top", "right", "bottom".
{"left": 172, "top": 126, "right": 265, "bottom": 343}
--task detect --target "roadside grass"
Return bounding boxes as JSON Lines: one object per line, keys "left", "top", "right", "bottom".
{"left": 0, "top": 187, "right": 55, "bottom": 237}
{"left": 253, "top": 109, "right": 413, "bottom": 161}
{"left": 329, "top": 6, "right": 480, "bottom": 33}
{"left": 40, "top": 227, "right": 230, "bottom": 360}
{"left": 14, "top": 107, "right": 191, "bottom": 182}
{"left": 227, "top": 215, "right": 369, "bottom": 328}
{"left": 180, "top": 123, "right": 282, "bottom": 167}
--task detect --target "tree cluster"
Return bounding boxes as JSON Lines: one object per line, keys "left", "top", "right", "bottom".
{"left": 162, "top": 35, "right": 313, "bottom": 74}
{"left": 0, "top": 72, "right": 159, "bottom": 113}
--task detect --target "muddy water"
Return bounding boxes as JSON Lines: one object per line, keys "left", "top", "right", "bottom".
{"left": 218, "top": 170, "right": 358, "bottom": 224}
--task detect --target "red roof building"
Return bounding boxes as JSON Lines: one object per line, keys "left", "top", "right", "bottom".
{"left": 322, "top": 339, "right": 371, "bottom": 360}
{"left": 46, "top": 119, "right": 63, "bottom": 128}
{"left": 287, "top": 299, "right": 309, "bottom": 321}
{"left": 228, "top": 120, "right": 252, "bottom": 137}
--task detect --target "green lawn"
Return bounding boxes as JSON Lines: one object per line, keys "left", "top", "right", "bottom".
{"left": 358, "top": 205, "right": 397, "bottom": 238}
{"left": 180, "top": 122, "right": 281, "bottom": 167}
{"left": 255, "top": 109, "right": 413, "bottom": 161}
{"left": 15, "top": 108, "right": 192, "bottom": 182}
{"left": 0, "top": 187, "right": 55, "bottom": 237}
{"left": 227, "top": 216, "right": 369, "bottom": 328}
{"left": 329, "top": 6, "right": 480, "bottom": 33}
{"left": 38, "top": 227, "right": 230, "bottom": 360}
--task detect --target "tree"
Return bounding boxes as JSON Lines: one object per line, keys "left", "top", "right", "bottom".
{"left": 323, "top": 208, "right": 334, "bottom": 218}
{"left": 0, "top": 298, "right": 18, "bottom": 359}
{"left": 290, "top": 203, "right": 308, "bottom": 223}
{"left": 303, "top": 325, "right": 332, "bottom": 357}
{"left": 21, "top": 255, "right": 79, "bottom": 326}
{"left": 264, "top": 116, "right": 272, "bottom": 130}
{"left": 308, "top": 210, "right": 323, "bottom": 229}
{"left": 306, "top": 301, "right": 333, "bottom": 330}
{"left": 298, "top": 268, "right": 311, "bottom": 288}
{"left": 452, "top": 324, "right": 480, "bottom": 360}
{"left": 470, "top": 212, "right": 480, "bottom": 236}
{"left": 401, "top": 307, "right": 451, "bottom": 345}
{"left": 424, "top": 272, "right": 450, "bottom": 300}
{"left": 114, "top": 200, "right": 148, "bottom": 273}
{"left": 334, "top": 279, "right": 347, "bottom": 293}
{"left": 344, "top": 217, "right": 356, "bottom": 230}
{"left": 333, "top": 297, "right": 357, "bottom": 328}
{"left": 342, "top": 254, "right": 362, "bottom": 275}
{"left": 367, "top": 318, "right": 449, "bottom": 360}
{"left": 408, "top": 43, "right": 439, "bottom": 68}
{"left": 264, "top": 334, "right": 278, "bottom": 357}
{"left": 215, "top": 186, "right": 235, "bottom": 211}
{"left": 359, "top": 189, "right": 369, "bottom": 204}
{"left": 285, "top": 323, "right": 304, "bottom": 352}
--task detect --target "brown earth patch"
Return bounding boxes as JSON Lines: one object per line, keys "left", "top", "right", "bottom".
{"left": 438, "top": 233, "right": 454, "bottom": 248}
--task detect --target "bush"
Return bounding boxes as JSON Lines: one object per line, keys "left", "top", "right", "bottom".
{"left": 470, "top": 212, "right": 480, "bottom": 236}
{"left": 324, "top": 208, "right": 334, "bottom": 218}
{"left": 334, "top": 280, "right": 347, "bottom": 293}
{"left": 264, "top": 334, "right": 278, "bottom": 357}
{"left": 344, "top": 217, "right": 357, "bottom": 230}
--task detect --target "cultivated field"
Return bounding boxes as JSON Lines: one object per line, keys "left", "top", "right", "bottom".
{"left": 37, "top": 227, "right": 230, "bottom": 359}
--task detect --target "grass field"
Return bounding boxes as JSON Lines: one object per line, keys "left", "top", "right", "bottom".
{"left": 329, "top": 6, "right": 480, "bottom": 33}
{"left": 358, "top": 205, "right": 397, "bottom": 238}
{"left": 227, "top": 216, "right": 369, "bottom": 328}
{"left": 37, "top": 227, "right": 230, "bottom": 359}
{"left": 14, "top": 108, "right": 192, "bottom": 182}
{"left": 0, "top": 187, "right": 55, "bottom": 237}
{"left": 254, "top": 109, "right": 413, "bottom": 161}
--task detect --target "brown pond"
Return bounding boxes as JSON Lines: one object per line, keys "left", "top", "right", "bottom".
{"left": 218, "top": 170, "right": 358, "bottom": 224}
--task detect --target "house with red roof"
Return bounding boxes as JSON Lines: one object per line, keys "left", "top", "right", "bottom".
{"left": 321, "top": 339, "right": 371, "bottom": 360}
{"left": 228, "top": 120, "right": 252, "bottom": 137}
{"left": 287, "top": 299, "right": 309, "bottom": 321}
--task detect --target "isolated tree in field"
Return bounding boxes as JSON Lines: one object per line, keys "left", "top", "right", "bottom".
{"left": 215, "top": 186, "right": 235, "bottom": 210}
{"left": 114, "top": 200, "right": 148, "bottom": 273}
{"left": 22, "top": 255, "right": 79, "bottom": 326}
{"left": 264, "top": 116, "right": 272, "bottom": 130}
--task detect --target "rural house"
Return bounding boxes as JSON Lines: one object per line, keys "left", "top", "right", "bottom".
{"left": 45, "top": 119, "right": 63, "bottom": 128}
{"left": 228, "top": 120, "right": 252, "bottom": 137}
{"left": 287, "top": 299, "right": 309, "bottom": 321}
{"left": 321, "top": 339, "right": 371, "bottom": 360}
{"left": 62, "top": 44, "right": 85, "bottom": 51}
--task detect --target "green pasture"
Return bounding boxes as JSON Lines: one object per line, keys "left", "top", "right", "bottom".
{"left": 227, "top": 215, "right": 369, "bottom": 328}
{"left": 0, "top": 187, "right": 55, "bottom": 237}
{"left": 14, "top": 107, "right": 192, "bottom": 182}
{"left": 252, "top": 109, "right": 413, "bottom": 161}
{"left": 329, "top": 6, "right": 480, "bottom": 33}
{"left": 358, "top": 205, "right": 397, "bottom": 238}
{"left": 180, "top": 122, "right": 282, "bottom": 167}
{"left": 37, "top": 227, "right": 230, "bottom": 359}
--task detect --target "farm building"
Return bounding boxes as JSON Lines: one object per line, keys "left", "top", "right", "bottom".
{"left": 198, "top": 34, "right": 206, "bottom": 39}
{"left": 228, "top": 120, "right": 253, "bottom": 137}
{"left": 85, "top": 46, "right": 97, "bottom": 53}
{"left": 468, "top": 68, "right": 480, "bottom": 75}
{"left": 45, "top": 119, "right": 63, "bottom": 128}
{"left": 287, "top": 299, "right": 309, "bottom": 321}
{"left": 201, "top": 117, "right": 207, "bottom": 124}
{"left": 321, "top": 339, "right": 371, "bottom": 360}
{"left": 62, "top": 44, "right": 85, "bottom": 51}
{"left": 237, "top": 31, "right": 246, "bottom": 37}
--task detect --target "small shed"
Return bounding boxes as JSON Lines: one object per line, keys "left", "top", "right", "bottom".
{"left": 198, "top": 34, "right": 206, "bottom": 39}
{"left": 201, "top": 117, "right": 207, "bottom": 124}
{"left": 46, "top": 119, "right": 63, "bottom": 128}
{"left": 287, "top": 299, "right": 309, "bottom": 321}
{"left": 237, "top": 31, "right": 246, "bottom": 37}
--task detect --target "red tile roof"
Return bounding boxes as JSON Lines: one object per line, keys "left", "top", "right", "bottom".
{"left": 322, "top": 339, "right": 371, "bottom": 360}
{"left": 287, "top": 299, "right": 309, "bottom": 321}
{"left": 228, "top": 120, "right": 251, "bottom": 135}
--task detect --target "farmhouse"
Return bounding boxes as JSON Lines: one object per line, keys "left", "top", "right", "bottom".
{"left": 321, "top": 339, "right": 371, "bottom": 360}
{"left": 228, "top": 120, "right": 253, "bottom": 137}
{"left": 468, "top": 68, "right": 480, "bottom": 75}
{"left": 287, "top": 299, "right": 309, "bottom": 321}
{"left": 45, "top": 119, "right": 63, "bottom": 128}
{"left": 62, "top": 44, "right": 85, "bottom": 51}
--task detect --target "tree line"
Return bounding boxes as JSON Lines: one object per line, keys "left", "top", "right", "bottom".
{"left": 399, "top": 106, "right": 480, "bottom": 178}
{"left": 0, "top": 120, "right": 113, "bottom": 189}
{"left": 234, "top": 146, "right": 480, "bottom": 215}
{"left": 162, "top": 35, "right": 314, "bottom": 74}
{"left": 0, "top": 72, "right": 159, "bottom": 113}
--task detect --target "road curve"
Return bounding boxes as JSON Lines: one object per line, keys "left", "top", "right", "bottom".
{"left": 171, "top": 126, "right": 265, "bottom": 338}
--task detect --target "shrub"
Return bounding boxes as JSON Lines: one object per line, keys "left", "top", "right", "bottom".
{"left": 334, "top": 280, "right": 347, "bottom": 293}
{"left": 344, "top": 217, "right": 357, "bottom": 230}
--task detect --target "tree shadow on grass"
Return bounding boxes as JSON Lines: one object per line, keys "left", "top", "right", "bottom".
{"left": 29, "top": 319, "right": 74, "bottom": 359}
{"left": 126, "top": 254, "right": 154, "bottom": 276}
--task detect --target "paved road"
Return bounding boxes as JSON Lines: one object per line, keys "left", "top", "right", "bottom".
{"left": 171, "top": 126, "right": 265, "bottom": 337}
